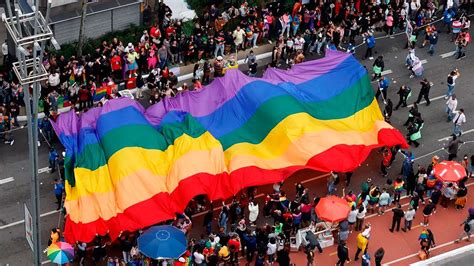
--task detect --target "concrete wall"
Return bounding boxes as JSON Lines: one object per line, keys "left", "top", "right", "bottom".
{"left": 51, "top": 2, "right": 141, "bottom": 44}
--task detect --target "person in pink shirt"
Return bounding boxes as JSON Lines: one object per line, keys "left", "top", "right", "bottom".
{"left": 281, "top": 12, "right": 291, "bottom": 37}
{"left": 386, "top": 12, "right": 395, "bottom": 38}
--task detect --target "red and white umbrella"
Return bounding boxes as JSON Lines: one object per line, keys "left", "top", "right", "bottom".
{"left": 432, "top": 161, "right": 467, "bottom": 182}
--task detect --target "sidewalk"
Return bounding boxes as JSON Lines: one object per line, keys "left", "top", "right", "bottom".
{"left": 285, "top": 181, "right": 474, "bottom": 266}
{"left": 17, "top": 44, "right": 274, "bottom": 122}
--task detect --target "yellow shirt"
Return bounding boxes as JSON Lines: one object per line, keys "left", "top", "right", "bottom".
{"left": 356, "top": 233, "right": 368, "bottom": 250}
{"left": 218, "top": 246, "right": 230, "bottom": 261}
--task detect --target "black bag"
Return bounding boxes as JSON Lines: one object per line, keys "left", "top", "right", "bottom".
{"left": 464, "top": 222, "right": 471, "bottom": 232}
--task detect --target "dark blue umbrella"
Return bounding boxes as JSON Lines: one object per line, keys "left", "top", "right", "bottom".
{"left": 137, "top": 225, "right": 187, "bottom": 259}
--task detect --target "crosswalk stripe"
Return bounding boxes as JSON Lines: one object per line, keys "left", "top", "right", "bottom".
{"left": 440, "top": 51, "right": 456, "bottom": 58}
{"left": 381, "top": 69, "right": 393, "bottom": 75}
{"left": 0, "top": 177, "right": 14, "bottom": 185}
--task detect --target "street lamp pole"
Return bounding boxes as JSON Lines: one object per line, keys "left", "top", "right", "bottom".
{"left": 3, "top": 0, "right": 55, "bottom": 264}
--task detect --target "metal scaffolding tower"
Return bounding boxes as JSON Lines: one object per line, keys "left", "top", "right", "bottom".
{"left": 2, "top": 0, "right": 58, "bottom": 264}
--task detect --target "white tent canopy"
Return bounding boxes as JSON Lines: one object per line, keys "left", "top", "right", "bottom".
{"left": 164, "top": 0, "right": 196, "bottom": 21}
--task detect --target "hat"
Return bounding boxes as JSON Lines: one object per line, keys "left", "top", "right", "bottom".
{"left": 216, "top": 56, "right": 223, "bottom": 61}
{"left": 127, "top": 43, "right": 133, "bottom": 48}
{"left": 178, "top": 257, "right": 185, "bottom": 263}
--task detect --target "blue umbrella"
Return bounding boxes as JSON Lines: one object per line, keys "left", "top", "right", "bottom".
{"left": 137, "top": 225, "right": 187, "bottom": 259}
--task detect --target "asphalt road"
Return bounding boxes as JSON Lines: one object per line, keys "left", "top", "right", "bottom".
{"left": 0, "top": 25, "right": 473, "bottom": 265}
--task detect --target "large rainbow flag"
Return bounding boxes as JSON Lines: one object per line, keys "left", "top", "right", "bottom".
{"left": 52, "top": 50, "right": 407, "bottom": 243}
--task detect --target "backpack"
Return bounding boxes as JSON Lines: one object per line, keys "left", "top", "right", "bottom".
{"left": 447, "top": 75, "right": 454, "bottom": 85}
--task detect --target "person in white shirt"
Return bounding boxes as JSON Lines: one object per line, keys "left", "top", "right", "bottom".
{"left": 402, "top": 206, "right": 416, "bottom": 231}
{"left": 446, "top": 70, "right": 459, "bottom": 98}
{"left": 294, "top": 35, "right": 305, "bottom": 51}
{"left": 248, "top": 201, "right": 259, "bottom": 226}
{"left": 267, "top": 237, "right": 277, "bottom": 264}
{"left": 446, "top": 94, "right": 458, "bottom": 121}
{"left": 378, "top": 188, "right": 391, "bottom": 215}
{"left": 348, "top": 205, "right": 358, "bottom": 232}
{"left": 193, "top": 250, "right": 205, "bottom": 265}
{"left": 453, "top": 108, "right": 466, "bottom": 136}
{"left": 48, "top": 71, "right": 60, "bottom": 90}
{"left": 233, "top": 26, "right": 246, "bottom": 50}
{"left": 2, "top": 40, "right": 8, "bottom": 63}
{"left": 355, "top": 205, "right": 367, "bottom": 231}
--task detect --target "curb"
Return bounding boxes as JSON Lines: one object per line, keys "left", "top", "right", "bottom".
{"left": 17, "top": 51, "right": 273, "bottom": 122}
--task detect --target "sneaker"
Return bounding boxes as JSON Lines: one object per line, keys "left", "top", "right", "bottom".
{"left": 268, "top": 40, "right": 273, "bottom": 44}
{"left": 37, "top": 141, "right": 41, "bottom": 147}
{"left": 10, "top": 139, "right": 14, "bottom": 146}
{"left": 369, "top": 57, "right": 374, "bottom": 60}
{"left": 410, "top": 74, "right": 415, "bottom": 79}
{"left": 253, "top": 45, "right": 259, "bottom": 48}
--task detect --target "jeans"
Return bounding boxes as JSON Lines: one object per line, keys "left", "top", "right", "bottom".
{"left": 456, "top": 45, "right": 465, "bottom": 58}
{"left": 159, "top": 57, "right": 167, "bottom": 69}
{"left": 214, "top": 44, "right": 224, "bottom": 58}
{"left": 453, "top": 123, "right": 463, "bottom": 136}
{"left": 252, "top": 33, "right": 259, "bottom": 47}
{"left": 428, "top": 44, "right": 435, "bottom": 55}
{"left": 316, "top": 39, "right": 326, "bottom": 54}
{"left": 122, "top": 251, "right": 130, "bottom": 263}
{"left": 446, "top": 84, "right": 455, "bottom": 97}
{"left": 49, "top": 159, "right": 56, "bottom": 172}
{"left": 282, "top": 25, "right": 290, "bottom": 37}
{"left": 447, "top": 107, "right": 454, "bottom": 121}
{"left": 292, "top": 25, "right": 300, "bottom": 36}
{"left": 404, "top": 219, "right": 413, "bottom": 230}
{"left": 171, "top": 53, "right": 179, "bottom": 64}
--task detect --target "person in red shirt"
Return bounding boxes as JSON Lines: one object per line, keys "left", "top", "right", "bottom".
{"left": 165, "top": 24, "right": 175, "bottom": 38}
{"left": 150, "top": 24, "right": 161, "bottom": 44}
{"left": 78, "top": 85, "right": 89, "bottom": 111}
{"left": 227, "top": 235, "right": 241, "bottom": 264}
{"left": 192, "top": 78, "right": 202, "bottom": 90}
{"left": 381, "top": 147, "right": 392, "bottom": 177}
{"left": 110, "top": 52, "right": 122, "bottom": 81}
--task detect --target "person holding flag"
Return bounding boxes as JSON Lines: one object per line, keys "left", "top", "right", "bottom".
{"left": 376, "top": 76, "right": 390, "bottom": 105}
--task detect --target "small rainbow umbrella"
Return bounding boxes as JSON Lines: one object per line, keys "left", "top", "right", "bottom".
{"left": 47, "top": 241, "right": 75, "bottom": 265}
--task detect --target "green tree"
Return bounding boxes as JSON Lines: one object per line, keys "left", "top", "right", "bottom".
{"left": 184, "top": 0, "right": 208, "bottom": 16}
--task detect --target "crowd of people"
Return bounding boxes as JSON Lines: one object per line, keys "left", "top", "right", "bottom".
{"left": 46, "top": 149, "right": 474, "bottom": 266}
{"left": 2, "top": 0, "right": 472, "bottom": 144}
{"left": 1, "top": 0, "right": 474, "bottom": 265}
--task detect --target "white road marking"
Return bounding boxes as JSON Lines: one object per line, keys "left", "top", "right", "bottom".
{"left": 440, "top": 51, "right": 456, "bottom": 58}
{"left": 0, "top": 177, "right": 15, "bottom": 185}
{"left": 407, "top": 95, "right": 445, "bottom": 108}
{"left": 38, "top": 167, "right": 50, "bottom": 174}
{"left": 41, "top": 260, "right": 50, "bottom": 265}
{"left": 438, "top": 129, "right": 474, "bottom": 141}
{"left": 0, "top": 210, "right": 59, "bottom": 230}
{"left": 381, "top": 69, "right": 393, "bottom": 76}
